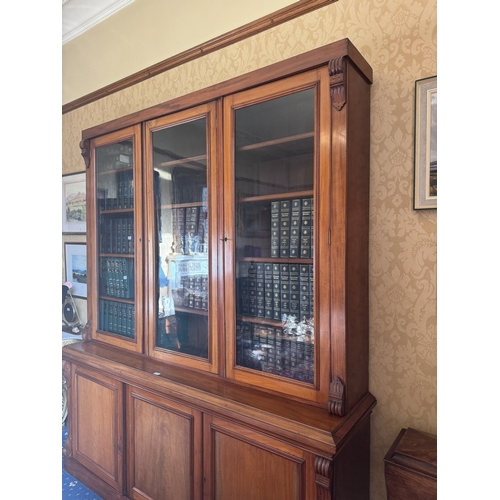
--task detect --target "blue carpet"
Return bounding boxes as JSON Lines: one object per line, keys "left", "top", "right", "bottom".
{"left": 62, "top": 426, "right": 103, "bottom": 499}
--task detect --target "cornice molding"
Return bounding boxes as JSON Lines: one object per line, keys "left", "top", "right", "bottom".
{"left": 63, "top": 0, "right": 134, "bottom": 45}
{"left": 62, "top": 0, "right": 338, "bottom": 115}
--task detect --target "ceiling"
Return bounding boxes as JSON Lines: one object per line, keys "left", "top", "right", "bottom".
{"left": 62, "top": 0, "right": 133, "bottom": 44}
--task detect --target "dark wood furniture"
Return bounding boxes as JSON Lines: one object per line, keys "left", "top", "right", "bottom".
{"left": 384, "top": 427, "right": 437, "bottom": 500}
{"left": 63, "top": 38, "right": 375, "bottom": 500}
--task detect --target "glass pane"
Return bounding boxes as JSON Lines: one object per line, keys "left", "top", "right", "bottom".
{"left": 234, "top": 88, "right": 315, "bottom": 384}
{"left": 95, "top": 140, "right": 135, "bottom": 339}
{"left": 153, "top": 118, "right": 209, "bottom": 359}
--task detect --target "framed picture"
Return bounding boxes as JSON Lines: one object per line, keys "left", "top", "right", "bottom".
{"left": 65, "top": 243, "right": 87, "bottom": 298}
{"left": 62, "top": 172, "right": 86, "bottom": 233}
{"left": 414, "top": 76, "right": 437, "bottom": 210}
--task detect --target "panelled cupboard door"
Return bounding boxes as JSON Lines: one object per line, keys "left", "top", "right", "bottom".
{"left": 144, "top": 102, "right": 220, "bottom": 374}
{"left": 71, "top": 364, "right": 124, "bottom": 492}
{"left": 223, "top": 68, "right": 332, "bottom": 405}
{"left": 87, "top": 124, "right": 144, "bottom": 353}
{"left": 203, "top": 414, "right": 317, "bottom": 500}
{"left": 126, "top": 386, "right": 203, "bottom": 500}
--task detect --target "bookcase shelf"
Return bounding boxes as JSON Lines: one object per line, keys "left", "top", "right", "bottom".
{"left": 236, "top": 131, "right": 313, "bottom": 151}
{"left": 99, "top": 253, "right": 134, "bottom": 257}
{"left": 98, "top": 166, "right": 133, "bottom": 176}
{"left": 159, "top": 201, "right": 207, "bottom": 210}
{"left": 238, "top": 256, "right": 313, "bottom": 264}
{"left": 175, "top": 306, "right": 208, "bottom": 316}
{"left": 157, "top": 154, "right": 207, "bottom": 168}
{"left": 99, "top": 208, "right": 134, "bottom": 214}
{"left": 236, "top": 315, "right": 283, "bottom": 328}
{"left": 238, "top": 190, "right": 313, "bottom": 204}
{"left": 99, "top": 295, "right": 134, "bottom": 304}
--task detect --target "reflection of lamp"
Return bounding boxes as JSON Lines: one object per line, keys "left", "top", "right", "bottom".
{"left": 62, "top": 281, "right": 82, "bottom": 333}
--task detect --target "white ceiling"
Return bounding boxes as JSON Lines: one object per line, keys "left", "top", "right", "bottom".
{"left": 62, "top": 0, "right": 133, "bottom": 44}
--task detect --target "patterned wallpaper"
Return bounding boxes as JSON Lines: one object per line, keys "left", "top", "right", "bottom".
{"left": 62, "top": 1, "right": 437, "bottom": 498}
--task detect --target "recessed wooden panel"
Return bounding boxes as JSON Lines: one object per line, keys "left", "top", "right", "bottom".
{"left": 127, "top": 386, "right": 202, "bottom": 500}
{"left": 204, "top": 415, "right": 312, "bottom": 500}
{"left": 73, "top": 366, "right": 123, "bottom": 491}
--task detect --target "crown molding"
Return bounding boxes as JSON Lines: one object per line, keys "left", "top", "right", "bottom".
{"left": 62, "top": 0, "right": 337, "bottom": 115}
{"left": 63, "top": 0, "right": 134, "bottom": 45}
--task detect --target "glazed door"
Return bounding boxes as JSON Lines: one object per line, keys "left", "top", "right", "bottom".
{"left": 145, "top": 103, "right": 220, "bottom": 374}
{"left": 88, "top": 124, "right": 144, "bottom": 353}
{"left": 223, "top": 68, "right": 332, "bottom": 404}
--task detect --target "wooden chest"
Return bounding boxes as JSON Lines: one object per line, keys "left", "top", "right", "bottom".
{"left": 384, "top": 427, "right": 437, "bottom": 500}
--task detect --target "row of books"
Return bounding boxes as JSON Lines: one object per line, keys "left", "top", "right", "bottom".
{"left": 236, "top": 322, "right": 314, "bottom": 384}
{"left": 100, "top": 217, "right": 134, "bottom": 255}
{"left": 98, "top": 299, "right": 135, "bottom": 339}
{"left": 99, "top": 170, "right": 134, "bottom": 210}
{"left": 171, "top": 206, "right": 208, "bottom": 254}
{"left": 100, "top": 257, "right": 134, "bottom": 299}
{"left": 271, "top": 198, "right": 313, "bottom": 258}
{"left": 238, "top": 262, "right": 314, "bottom": 321}
{"left": 172, "top": 274, "right": 209, "bottom": 311}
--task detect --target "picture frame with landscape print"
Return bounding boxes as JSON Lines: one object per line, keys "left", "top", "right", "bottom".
{"left": 62, "top": 172, "right": 86, "bottom": 233}
{"left": 414, "top": 76, "right": 437, "bottom": 209}
{"left": 65, "top": 243, "right": 87, "bottom": 298}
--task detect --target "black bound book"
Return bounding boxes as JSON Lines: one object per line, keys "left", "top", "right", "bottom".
{"left": 116, "top": 218, "right": 123, "bottom": 254}
{"left": 271, "top": 201, "right": 280, "bottom": 258}
{"left": 173, "top": 207, "right": 185, "bottom": 254}
{"left": 300, "top": 198, "right": 313, "bottom": 258}
{"left": 299, "top": 264, "right": 311, "bottom": 320}
{"left": 272, "top": 263, "right": 281, "bottom": 320}
{"left": 289, "top": 264, "right": 299, "bottom": 306}
{"left": 290, "top": 199, "right": 302, "bottom": 257}
{"left": 248, "top": 262, "right": 257, "bottom": 317}
{"left": 127, "top": 218, "right": 134, "bottom": 254}
{"left": 123, "top": 170, "right": 133, "bottom": 209}
{"left": 280, "top": 264, "right": 290, "bottom": 318}
{"left": 280, "top": 200, "right": 290, "bottom": 258}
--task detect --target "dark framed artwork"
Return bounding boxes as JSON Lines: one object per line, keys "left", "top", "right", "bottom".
{"left": 414, "top": 76, "right": 437, "bottom": 210}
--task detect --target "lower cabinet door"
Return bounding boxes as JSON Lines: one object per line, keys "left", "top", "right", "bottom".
{"left": 71, "top": 364, "right": 124, "bottom": 492}
{"left": 126, "top": 385, "right": 203, "bottom": 500}
{"left": 203, "top": 414, "right": 317, "bottom": 500}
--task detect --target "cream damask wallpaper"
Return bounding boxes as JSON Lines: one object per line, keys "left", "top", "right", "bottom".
{"left": 62, "top": 1, "right": 437, "bottom": 498}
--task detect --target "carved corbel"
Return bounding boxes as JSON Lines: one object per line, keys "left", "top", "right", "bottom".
{"left": 63, "top": 435, "right": 73, "bottom": 458}
{"left": 314, "top": 456, "right": 332, "bottom": 500}
{"left": 79, "top": 139, "right": 90, "bottom": 169}
{"left": 328, "top": 376, "right": 345, "bottom": 416}
{"left": 62, "top": 360, "right": 72, "bottom": 389}
{"left": 328, "top": 56, "right": 347, "bottom": 111}
{"left": 81, "top": 320, "right": 92, "bottom": 342}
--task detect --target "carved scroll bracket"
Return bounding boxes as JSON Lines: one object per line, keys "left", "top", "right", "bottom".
{"left": 63, "top": 435, "right": 73, "bottom": 458}
{"left": 81, "top": 320, "right": 92, "bottom": 342}
{"left": 62, "top": 360, "right": 72, "bottom": 388}
{"left": 328, "top": 376, "right": 345, "bottom": 416}
{"left": 328, "top": 56, "right": 346, "bottom": 111}
{"left": 79, "top": 139, "right": 90, "bottom": 169}
{"left": 314, "top": 456, "right": 333, "bottom": 500}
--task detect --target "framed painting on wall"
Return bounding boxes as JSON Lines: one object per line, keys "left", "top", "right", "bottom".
{"left": 414, "top": 76, "right": 437, "bottom": 210}
{"left": 62, "top": 172, "right": 86, "bottom": 233}
{"left": 65, "top": 243, "right": 87, "bottom": 298}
